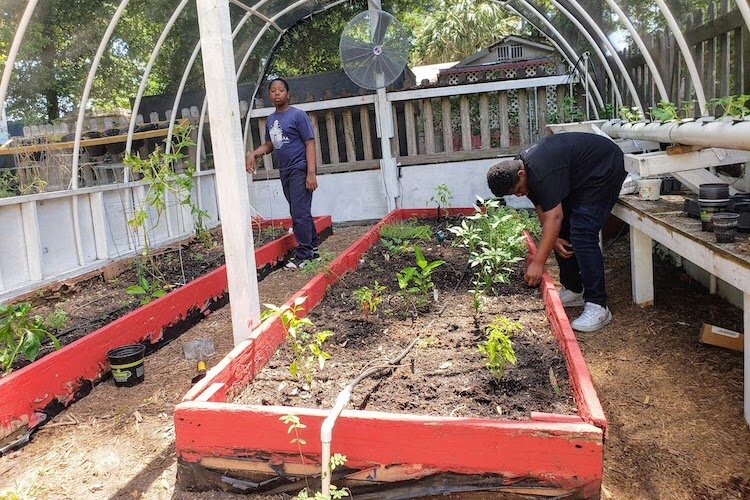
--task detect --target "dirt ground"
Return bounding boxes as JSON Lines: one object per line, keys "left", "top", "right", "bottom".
{"left": 1, "top": 225, "right": 749, "bottom": 499}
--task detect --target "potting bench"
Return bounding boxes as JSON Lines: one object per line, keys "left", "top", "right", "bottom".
{"left": 612, "top": 194, "right": 750, "bottom": 425}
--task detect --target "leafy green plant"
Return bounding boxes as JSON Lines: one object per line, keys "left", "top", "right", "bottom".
{"left": 380, "top": 220, "right": 432, "bottom": 255}
{"left": 352, "top": 281, "right": 386, "bottom": 319}
{"left": 125, "top": 276, "right": 168, "bottom": 305}
{"left": 427, "top": 183, "right": 454, "bottom": 219}
{"left": 556, "top": 96, "right": 584, "bottom": 123}
{"left": 262, "top": 297, "right": 333, "bottom": 383}
{"left": 0, "top": 171, "right": 18, "bottom": 198}
{"left": 300, "top": 249, "right": 335, "bottom": 278}
{"left": 478, "top": 316, "right": 520, "bottom": 381}
{"left": 0, "top": 303, "right": 66, "bottom": 374}
{"left": 598, "top": 103, "right": 616, "bottom": 120}
{"left": 397, "top": 246, "right": 444, "bottom": 295}
{"left": 709, "top": 95, "right": 750, "bottom": 119}
{"left": 649, "top": 100, "right": 679, "bottom": 122}
{"left": 619, "top": 106, "right": 643, "bottom": 123}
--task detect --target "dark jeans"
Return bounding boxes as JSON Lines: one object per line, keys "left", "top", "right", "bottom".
{"left": 280, "top": 168, "right": 318, "bottom": 260}
{"left": 554, "top": 191, "right": 620, "bottom": 308}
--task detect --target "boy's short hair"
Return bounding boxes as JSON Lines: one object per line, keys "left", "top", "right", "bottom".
{"left": 269, "top": 77, "right": 289, "bottom": 91}
{"left": 487, "top": 159, "right": 524, "bottom": 196}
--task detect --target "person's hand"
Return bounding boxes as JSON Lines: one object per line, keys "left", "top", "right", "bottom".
{"left": 306, "top": 172, "right": 317, "bottom": 191}
{"left": 245, "top": 153, "right": 256, "bottom": 174}
{"left": 554, "top": 238, "right": 574, "bottom": 258}
{"left": 524, "top": 259, "right": 545, "bottom": 287}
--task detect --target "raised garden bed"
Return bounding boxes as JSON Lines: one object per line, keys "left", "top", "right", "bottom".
{"left": 0, "top": 216, "right": 332, "bottom": 448}
{"left": 174, "top": 208, "right": 606, "bottom": 498}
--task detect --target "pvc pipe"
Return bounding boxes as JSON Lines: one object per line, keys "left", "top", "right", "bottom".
{"left": 602, "top": 119, "right": 750, "bottom": 151}
{"left": 125, "top": 0, "right": 190, "bottom": 170}
{"left": 562, "top": 0, "right": 643, "bottom": 114}
{"left": 545, "top": 0, "right": 622, "bottom": 109}
{"left": 654, "top": 0, "right": 707, "bottom": 116}
{"left": 71, "top": 0, "right": 130, "bottom": 189}
{"left": 738, "top": 0, "right": 750, "bottom": 34}
{"left": 603, "top": 0, "right": 669, "bottom": 103}
{"left": 0, "top": 0, "right": 39, "bottom": 118}
{"left": 499, "top": 1, "right": 602, "bottom": 116}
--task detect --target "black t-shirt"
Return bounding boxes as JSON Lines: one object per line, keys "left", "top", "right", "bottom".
{"left": 519, "top": 132, "right": 626, "bottom": 212}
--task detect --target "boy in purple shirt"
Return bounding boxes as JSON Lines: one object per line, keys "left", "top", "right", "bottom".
{"left": 246, "top": 78, "right": 319, "bottom": 268}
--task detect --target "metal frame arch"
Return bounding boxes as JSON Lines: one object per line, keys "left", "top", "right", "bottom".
{"left": 560, "top": 0, "right": 643, "bottom": 114}
{"left": 71, "top": 0, "right": 131, "bottom": 189}
{"left": 738, "top": 0, "right": 750, "bottom": 33}
{"left": 654, "top": 0, "right": 707, "bottom": 116}
{"left": 603, "top": 0, "right": 668, "bottom": 103}
{"left": 0, "top": 0, "right": 40, "bottom": 119}
{"left": 502, "top": 0, "right": 604, "bottom": 111}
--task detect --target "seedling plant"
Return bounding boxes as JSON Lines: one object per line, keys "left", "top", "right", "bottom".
{"left": 262, "top": 296, "right": 333, "bottom": 384}
{"left": 379, "top": 219, "right": 431, "bottom": 255}
{"left": 0, "top": 303, "right": 66, "bottom": 374}
{"left": 397, "top": 246, "right": 444, "bottom": 296}
{"left": 478, "top": 316, "right": 520, "bottom": 381}
{"left": 352, "top": 281, "right": 386, "bottom": 319}
{"left": 619, "top": 106, "right": 643, "bottom": 122}
{"left": 649, "top": 100, "right": 679, "bottom": 122}
{"left": 125, "top": 276, "right": 168, "bottom": 305}
{"left": 709, "top": 95, "right": 750, "bottom": 119}
{"left": 426, "top": 183, "right": 454, "bottom": 220}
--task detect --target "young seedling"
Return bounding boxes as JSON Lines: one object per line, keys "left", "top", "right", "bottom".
{"left": 125, "top": 276, "right": 169, "bottom": 305}
{"left": 0, "top": 303, "right": 66, "bottom": 374}
{"left": 352, "top": 281, "right": 386, "bottom": 319}
{"left": 478, "top": 316, "right": 520, "bottom": 382}
{"left": 262, "top": 297, "right": 333, "bottom": 383}
{"left": 379, "top": 220, "right": 431, "bottom": 255}
{"left": 619, "top": 106, "right": 643, "bottom": 123}
{"left": 397, "top": 246, "right": 444, "bottom": 295}
{"left": 427, "top": 183, "right": 454, "bottom": 220}
{"left": 649, "top": 100, "right": 679, "bottom": 122}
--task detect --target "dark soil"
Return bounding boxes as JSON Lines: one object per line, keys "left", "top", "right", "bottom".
{"left": 234, "top": 219, "right": 576, "bottom": 420}
{"left": 9, "top": 225, "right": 287, "bottom": 370}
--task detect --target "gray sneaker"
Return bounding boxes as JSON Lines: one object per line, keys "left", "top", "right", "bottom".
{"left": 558, "top": 287, "right": 584, "bottom": 307}
{"left": 571, "top": 302, "right": 612, "bottom": 332}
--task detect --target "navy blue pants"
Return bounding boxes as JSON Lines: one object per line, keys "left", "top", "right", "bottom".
{"left": 554, "top": 191, "right": 620, "bottom": 308}
{"left": 280, "top": 168, "right": 317, "bottom": 260}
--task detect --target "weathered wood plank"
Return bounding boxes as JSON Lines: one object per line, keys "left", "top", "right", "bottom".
{"left": 479, "top": 94, "right": 490, "bottom": 150}
{"left": 717, "top": 1, "right": 730, "bottom": 99}
{"left": 404, "top": 101, "right": 417, "bottom": 156}
{"left": 359, "top": 106, "right": 373, "bottom": 161}
{"left": 499, "top": 91, "right": 510, "bottom": 148}
{"left": 308, "top": 112, "right": 323, "bottom": 167}
{"left": 391, "top": 103, "right": 401, "bottom": 157}
{"left": 441, "top": 97, "right": 453, "bottom": 153}
{"left": 342, "top": 109, "right": 357, "bottom": 163}
{"left": 253, "top": 160, "right": 381, "bottom": 179}
{"left": 257, "top": 118, "right": 273, "bottom": 170}
{"left": 518, "top": 89, "right": 530, "bottom": 146}
{"left": 398, "top": 147, "right": 515, "bottom": 166}
{"left": 460, "top": 95, "right": 471, "bottom": 151}
{"left": 423, "top": 99, "right": 435, "bottom": 154}
{"left": 684, "top": 8, "right": 743, "bottom": 45}
{"left": 537, "top": 87, "right": 547, "bottom": 141}
{"left": 325, "top": 110, "right": 339, "bottom": 164}
{"left": 706, "top": 3, "right": 717, "bottom": 104}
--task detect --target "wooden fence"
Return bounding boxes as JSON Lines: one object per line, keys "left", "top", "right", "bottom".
{"left": 617, "top": 0, "right": 750, "bottom": 112}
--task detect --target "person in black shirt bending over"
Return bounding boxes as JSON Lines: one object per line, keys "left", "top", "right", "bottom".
{"left": 487, "top": 132, "right": 626, "bottom": 333}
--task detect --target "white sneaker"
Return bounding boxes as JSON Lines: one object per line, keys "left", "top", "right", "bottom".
{"left": 571, "top": 302, "right": 612, "bottom": 333}
{"left": 558, "top": 287, "right": 584, "bottom": 307}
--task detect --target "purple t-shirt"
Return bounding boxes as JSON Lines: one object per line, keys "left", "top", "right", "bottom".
{"left": 265, "top": 106, "right": 314, "bottom": 171}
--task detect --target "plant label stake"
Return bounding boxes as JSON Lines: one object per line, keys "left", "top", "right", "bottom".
{"left": 183, "top": 338, "right": 216, "bottom": 384}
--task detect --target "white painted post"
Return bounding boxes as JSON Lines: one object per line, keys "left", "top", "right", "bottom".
{"left": 744, "top": 291, "right": 750, "bottom": 425}
{"left": 196, "top": 0, "right": 260, "bottom": 345}
{"left": 629, "top": 226, "right": 654, "bottom": 306}
{"left": 21, "top": 202, "right": 43, "bottom": 281}
{"left": 89, "top": 191, "right": 109, "bottom": 260}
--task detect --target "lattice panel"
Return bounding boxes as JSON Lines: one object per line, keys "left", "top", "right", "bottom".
{"left": 466, "top": 72, "right": 480, "bottom": 83}
{"left": 546, "top": 86, "right": 558, "bottom": 116}
{"left": 544, "top": 63, "right": 557, "bottom": 76}
{"left": 524, "top": 66, "right": 537, "bottom": 78}
{"left": 504, "top": 68, "right": 517, "bottom": 79}
{"left": 447, "top": 75, "right": 460, "bottom": 85}
{"left": 508, "top": 89, "right": 519, "bottom": 125}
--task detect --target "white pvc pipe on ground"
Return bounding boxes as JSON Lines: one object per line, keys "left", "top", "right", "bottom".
{"left": 654, "top": 0, "right": 707, "bottom": 116}
{"left": 602, "top": 119, "right": 750, "bottom": 151}
{"left": 563, "top": 0, "right": 643, "bottom": 114}
{"left": 499, "top": 1, "right": 602, "bottom": 116}
{"left": 603, "top": 0, "right": 669, "bottom": 103}
{"left": 0, "top": 0, "right": 39, "bottom": 118}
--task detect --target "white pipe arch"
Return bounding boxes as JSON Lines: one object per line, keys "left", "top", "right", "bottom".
{"left": 504, "top": 0, "right": 604, "bottom": 111}
{"left": 0, "top": 0, "right": 39, "bottom": 119}
{"left": 738, "top": 0, "right": 750, "bottom": 33}
{"left": 560, "top": 0, "right": 642, "bottom": 114}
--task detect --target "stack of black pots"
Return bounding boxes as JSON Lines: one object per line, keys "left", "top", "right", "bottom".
{"left": 728, "top": 193, "right": 750, "bottom": 234}
{"left": 699, "top": 183, "right": 730, "bottom": 232}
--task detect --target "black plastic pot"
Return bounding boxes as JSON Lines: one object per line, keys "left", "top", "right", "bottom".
{"left": 683, "top": 198, "right": 700, "bottom": 219}
{"left": 699, "top": 199, "right": 728, "bottom": 232}
{"left": 107, "top": 344, "right": 146, "bottom": 387}
{"left": 712, "top": 212, "right": 739, "bottom": 243}
{"left": 104, "top": 128, "right": 126, "bottom": 155}
{"left": 739, "top": 212, "right": 750, "bottom": 233}
{"left": 133, "top": 123, "right": 159, "bottom": 153}
{"left": 699, "top": 183, "right": 730, "bottom": 200}
{"left": 82, "top": 131, "right": 107, "bottom": 157}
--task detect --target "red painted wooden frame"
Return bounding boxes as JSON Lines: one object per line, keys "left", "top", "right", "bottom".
{"left": 0, "top": 216, "right": 332, "bottom": 441}
{"left": 175, "top": 209, "right": 606, "bottom": 497}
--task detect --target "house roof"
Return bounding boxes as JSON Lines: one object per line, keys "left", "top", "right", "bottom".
{"left": 457, "top": 35, "right": 555, "bottom": 68}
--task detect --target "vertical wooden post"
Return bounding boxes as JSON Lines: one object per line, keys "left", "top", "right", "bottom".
{"left": 309, "top": 112, "right": 324, "bottom": 167}
{"left": 359, "top": 106, "right": 373, "bottom": 161}
{"left": 257, "top": 118, "right": 273, "bottom": 170}
{"left": 391, "top": 103, "right": 401, "bottom": 157}
{"left": 342, "top": 109, "right": 356, "bottom": 163}
{"left": 441, "top": 97, "right": 453, "bottom": 153}
{"left": 499, "top": 91, "right": 510, "bottom": 149}
{"left": 325, "top": 110, "right": 339, "bottom": 164}
{"left": 404, "top": 101, "right": 417, "bottom": 156}
{"left": 196, "top": 0, "right": 260, "bottom": 345}
{"left": 717, "top": 0, "right": 730, "bottom": 99}
{"left": 459, "top": 95, "right": 471, "bottom": 151}
{"left": 629, "top": 226, "right": 654, "bottom": 306}
{"left": 706, "top": 4, "right": 717, "bottom": 106}
{"left": 537, "top": 87, "right": 547, "bottom": 140}
{"left": 518, "top": 89, "right": 530, "bottom": 147}
{"left": 21, "top": 201, "right": 43, "bottom": 281}
{"left": 479, "top": 93, "right": 490, "bottom": 150}
{"left": 89, "top": 191, "right": 109, "bottom": 260}
{"left": 423, "top": 99, "right": 435, "bottom": 154}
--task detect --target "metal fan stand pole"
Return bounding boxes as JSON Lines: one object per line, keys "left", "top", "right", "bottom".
{"left": 369, "top": 1, "right": 400, "bottom": 211}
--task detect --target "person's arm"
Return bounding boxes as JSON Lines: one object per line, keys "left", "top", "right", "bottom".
{"left": 525, "top": 203, "right": 563, "bottom": 286}
{"left": 534, "top": 204, "right": 573, "bottom": 258}
{"left": 304, "top": 138, "right": 317, "bottom": 191}
{"left": 245, "top": 142, "right": 274, "bottom": 174}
